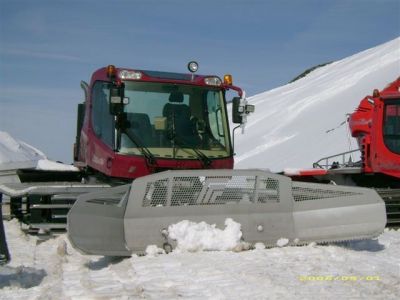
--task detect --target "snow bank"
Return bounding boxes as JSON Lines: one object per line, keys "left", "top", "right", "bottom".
{"left": 233, "top": 37, "right": 400, "bottom": 172}
{"left": 0, "top": 131, "right": 78, "bottom": 172}
{"left": 167, "top": 218, "right": 249, "bottom": 252}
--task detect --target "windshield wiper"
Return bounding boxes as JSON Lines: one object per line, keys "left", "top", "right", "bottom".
{"left": 171, "top": 136, "right": 211, "bottom": 167}
{"left": 190, "top": 146, "right": 211, "bottom": 167}
{"left": 123, "top": 129, "right": 156, "bottom": 166}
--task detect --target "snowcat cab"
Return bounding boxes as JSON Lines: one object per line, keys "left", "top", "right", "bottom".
{"left": 74, "top": 62, "right": 254, "bottom": 181}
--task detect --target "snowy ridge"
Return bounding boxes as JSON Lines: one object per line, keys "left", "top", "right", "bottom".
{"left": 233, "top": 37, "right": 400, "bottom": 172}
{"left": 0, "top": 131, "right": 45, "bottom": 171}
{"left": 0, "top": 131, "right": 78, "bottom": 172}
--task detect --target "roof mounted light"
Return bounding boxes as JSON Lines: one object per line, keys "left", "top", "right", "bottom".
{"left": 224, "top": 74, "right": 233, "bottom": 85}
{"left": 119, "top": 70, "right": 142, "bottom": 80}
{"left": 106, "top": 65, "right": 116, "bottom": 78}
{"left": 187, "top": 61, "right": 199, "bottom": 73}
{"left": 372, "top": 89, "right": 380, "bottom": 98}
{"left": 204, "top": 76, "right": 222, "bottom": 86}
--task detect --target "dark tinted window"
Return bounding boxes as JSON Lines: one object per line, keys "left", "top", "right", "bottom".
{"left": 383, "top": 100, "right": 400, "bottom": 154}
{"left": 91, "top": 81, "right": 114, "bottom": 147}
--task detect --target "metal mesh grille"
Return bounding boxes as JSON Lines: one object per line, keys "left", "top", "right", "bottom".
{"left": 292, "top": 184, "right": 362, "bottom": 202}
{"left": 142, "top": 174, "right": 280, "bottom": 207}
{"left": 143, "top": 178, "right": 169, "bottom": 207}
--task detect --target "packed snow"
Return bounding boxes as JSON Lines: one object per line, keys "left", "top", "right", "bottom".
{"left": 1, "top": 219, "right": 400, "bottom": 299}
{"left": 233, "top": 37, "right": 400, "bottom": 172}
{"left": 1, "top": 39, "right": 400, "bottom": 299}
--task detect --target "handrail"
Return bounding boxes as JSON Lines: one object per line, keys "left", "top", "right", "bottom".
{"left": 313, "top": 149, "right": 361, "bottom": 169}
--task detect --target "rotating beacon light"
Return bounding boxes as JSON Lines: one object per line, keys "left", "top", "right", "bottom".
{"left": 106, "top": 65, "right": 117, "bottom": 79}
{"left": 224, "top": 74, "right": 233, "bottom": 86}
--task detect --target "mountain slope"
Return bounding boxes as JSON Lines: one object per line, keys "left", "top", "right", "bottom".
{"left": 233, "top": 37, "right": 400, "bottom": 172}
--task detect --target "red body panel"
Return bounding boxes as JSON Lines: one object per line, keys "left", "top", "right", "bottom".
{"left": 349, "top": 78, "right": 400, "bottom": 178}
{"left": 76, "top": 66, "right": 238, "bottom": 179}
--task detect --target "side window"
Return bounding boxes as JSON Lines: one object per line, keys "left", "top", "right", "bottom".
{"left": 207, "top": 91, "right": 225, "bottom": 146}
{"left": 91, "top": 82, "right": 114, "bottom": 147}
{"left": 383, "top": 102, "right": 400, "bottom": 154}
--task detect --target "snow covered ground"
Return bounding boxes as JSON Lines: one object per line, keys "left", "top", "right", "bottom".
{"left": 1, "top": 219, "right": 399, "bottom": 299}
{"left": 233, "top": 37, "right": 400, "bottom": 172}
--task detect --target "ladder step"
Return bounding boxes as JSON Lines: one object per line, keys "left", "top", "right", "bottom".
{"left": 387, "top": 218, "right": 400, "bottom": 224}
{"left": 31, "top": 204, "right": 73, "bottom": 209}
{"left": 51, "top": 194, "right": 79, "bottom": 200}
{"left": 51, "top": 215, "right": 67, "bottom": 219}
{"left": 29, "top": 223, "right": 67, "bottom": 230}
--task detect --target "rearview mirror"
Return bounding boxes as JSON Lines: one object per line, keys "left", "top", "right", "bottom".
{"left": 109, "top": 84, "right": 129, "bottom": 115}
{"left": 232, "top": 97, "right": 243, "bottom": 124}
{"left": 232, "top": 97, "right": 255, "bottom": 124}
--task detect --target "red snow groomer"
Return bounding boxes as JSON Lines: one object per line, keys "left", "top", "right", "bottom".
{"left": 287, "top": 78, "right": 400, "bottom": 227}
{"left": 349, "top": 78, "right": 400, "bottom": 180}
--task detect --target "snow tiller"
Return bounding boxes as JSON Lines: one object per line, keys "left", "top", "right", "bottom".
{"left": 68, "top": 169, "right": 386, "bottom": 256}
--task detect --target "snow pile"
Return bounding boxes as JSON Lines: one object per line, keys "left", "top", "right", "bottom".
{"left": 0, "top": 131, "right": 78, "bottom": 172}
{"left": 145, "top": 245, "right": 165, "bottom": 257}
{"left": 276, "top": 238, "right": 289, "bottom": 247}
{"left": 253, "top": 242, "right": 266, "bottom": 250}
{"left": 233, "top": 37, "right": 400, "bottom": 172}
{"left": 167, "top": 218, "right": 249, "bottom": 252}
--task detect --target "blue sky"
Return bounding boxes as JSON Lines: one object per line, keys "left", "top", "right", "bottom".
{"left": 1, "top": 0, "right": 399, "bottom": 163}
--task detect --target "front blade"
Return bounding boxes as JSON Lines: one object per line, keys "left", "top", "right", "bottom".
{"left": 68, "top": 169, "right": 386, "bottom": 255}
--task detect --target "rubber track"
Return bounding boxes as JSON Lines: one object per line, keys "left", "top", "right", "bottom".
{"left": 376, "top": 188, "right": 400, "bottom": 228}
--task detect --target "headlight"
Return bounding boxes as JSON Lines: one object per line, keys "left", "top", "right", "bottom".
{"left": 119, "top": 70, "right": 142, "bottom": 80}
{"left": 204, "top": 76, "right": 222, "bottom": 86}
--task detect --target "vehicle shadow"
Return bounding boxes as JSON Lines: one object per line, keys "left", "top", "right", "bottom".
{"left": 334, "top": 239, "right": 385, "bottom": 252}
{"left": 0, "top": 266, "right": 47, "bottom": 289}
{"left": 85, "top": 256, "right": 128, "bottom": 270}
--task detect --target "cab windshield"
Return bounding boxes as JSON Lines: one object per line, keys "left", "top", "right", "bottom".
{"left": 91, "top": 81, "right": 232, "bottom": 159}
{"left": 383, "top": 100, "right": 400, "bottom": 154}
